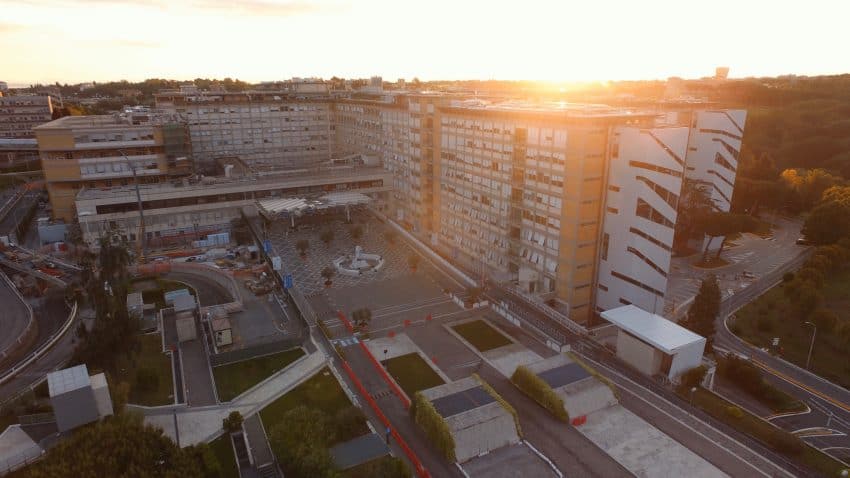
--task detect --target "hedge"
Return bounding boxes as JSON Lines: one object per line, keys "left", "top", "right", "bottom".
{"left": 510, "top": 366, "right": 568, "bottom": 422}
{"left": 411, "top": 392, "right": 456, "bottom": 462}
{"left": 472, "top": 373, "right": 522, "bottom": 438}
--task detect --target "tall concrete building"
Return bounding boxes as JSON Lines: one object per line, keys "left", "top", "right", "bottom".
{"left": 0, "top": 95, "right": 54, "bottom": 138}
{"left": 38, "top": 84, "right": 745, "bottom": 324}
{"left": 154, "top": 87, "right": 333, "bottom": 173}
{"left": 34, "top": 109, "right": 191, "bottom": 221}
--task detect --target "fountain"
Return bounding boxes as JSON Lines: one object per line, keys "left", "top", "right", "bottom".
{"left": 333, "top": 245, "right": 385, "bottom": 277}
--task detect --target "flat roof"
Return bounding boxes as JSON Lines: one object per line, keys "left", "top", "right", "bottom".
{"left": 47, "top": 364, "right": 90, "bottom": 396}
{"left": 601, "top": 305, "right": 705, "bottom": 354}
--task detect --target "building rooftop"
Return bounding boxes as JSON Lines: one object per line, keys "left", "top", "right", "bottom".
{"left": 34, "top": 109, "right": 181, "bottom": 130}
{"left": 444, "top": 99, "right": 658, "bottom": 119}
{"left": 600, "top": 305, "right": 705, "bottom": 354}
{"left": 47, "top": 364, "right": 91, "bottom": 396}
{"left": 75, "top": 164, "right": 389, "bottom": 202}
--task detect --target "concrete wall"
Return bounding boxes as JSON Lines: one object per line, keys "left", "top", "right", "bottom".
{"left": 669, "top": 338, "right": 706, "bottom": 379}
{"left": 616, "top": 330, "right": 662, "bottom": 376}
{"left": 558, "top": 377, "right": 618, "bottom": 418}
{"left": 51, "top": 386, "right": 99, "bottom": 433}
{"left": 451, "top": 405, "right": 520, "bottom": 463}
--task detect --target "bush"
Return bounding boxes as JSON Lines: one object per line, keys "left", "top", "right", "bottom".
{"left": 679, "top": 365, "right": 708, "bottom": 390}
{"left": 717, "top": 355, "right": 802, "bottom": 413}
{"left": 782, "top": 272, "right": 795, "bottom": 282}
{"left": 510, "top": 366, "right": 568, "bottom": 422}
{"left": 756, "top": 313, "right": 775, "bottom": 332}
{"left": 808, "top": 307, "right": 838, "bottom": 332}
{"left": 411, "top": 392, "right": 456, "bottom": 461}
{"left": 333, "top": 406, "right": 366, "bottom": 444}
{"left": 222, "top": 410, "right": 243, "bottom": 433}
{"left": 319, "top": 229, "right": 334, "bottom": 245}
{"left": 725, "top": 406, "right": 744, "bottom": 419}
{"left": 766, "top": 428, "right": 805, "bottom": 455}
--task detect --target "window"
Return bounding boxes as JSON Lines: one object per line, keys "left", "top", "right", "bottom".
{"left": 629, "top": 227, "right": 672, "bottom": 251}
{"left": 629, "top": 160, "right": 682, "bottom": 178}
{"left": 601, "top": 233, "right": 610, "bottom": 261}
{"left": 636, "top": 198, "right": 674, "bottom": 229}
{"left": 611, "top": 270, "right": 664, "bottom": 297}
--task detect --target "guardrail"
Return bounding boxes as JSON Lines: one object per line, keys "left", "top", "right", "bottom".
{"left": 0, "top": 271, "right": 37, "bottom": 369}
{"left": 0, "top": 301, "right": 78, "bottom": 392}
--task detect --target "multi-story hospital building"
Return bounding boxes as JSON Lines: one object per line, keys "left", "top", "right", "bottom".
{"left": 36, "top": 83, "right": 745, "bottom": 324}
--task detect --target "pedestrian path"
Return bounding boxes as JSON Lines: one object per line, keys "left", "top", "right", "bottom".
{"left": 143, "top": 350, "right": 326, "bottom": 447}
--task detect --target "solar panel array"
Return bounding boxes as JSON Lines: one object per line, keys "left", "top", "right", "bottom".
{"left": 431, "top": 385, "right": 495, "bottom": 418}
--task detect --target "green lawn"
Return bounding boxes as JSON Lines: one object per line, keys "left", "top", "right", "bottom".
{"left": 452, "top": 320, "right": 512, "bottom": 351}
{"left": 213, "top": 348, "right": 305, "bottom": 402}
{"left": 684, "top": 387, "right": 846, "bottom": 477}
{"left": 732, "top": 271, "right": 850, "bottom": 388}
{"left": 209, "top": 434, "right": 240, "bottom": 478}
{"left": 117, "top": 333, "right": 174, "bottom": 406}
{"left": 259, "top": 367, "right": 367, "bottom": 443}
{"left": 382, "top": 353, "right": 445, "bottom": 398}
{"left": 343, "top": 455, "right": 411, "bottom": 478}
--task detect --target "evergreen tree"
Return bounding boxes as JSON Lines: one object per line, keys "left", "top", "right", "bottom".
{"left": 681, "top": 274, "right": 721, "bottom": 347}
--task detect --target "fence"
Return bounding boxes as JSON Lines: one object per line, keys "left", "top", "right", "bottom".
{"left": 209, "top": 335, "right": 304, "bottom": 367}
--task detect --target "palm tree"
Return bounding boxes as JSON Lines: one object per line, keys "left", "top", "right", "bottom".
{"left": 296, "top": 239, "right": 309, "bottom": 257}
{"left": 351, "top": 307, "right": 372, "bottom": 331}
{"left": 321, "top": 266, "right": 335, "bottom": 286}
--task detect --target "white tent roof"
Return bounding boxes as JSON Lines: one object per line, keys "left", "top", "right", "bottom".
{"left": 600, "top": 305, "right": 705, "bottom": 354}
{"left": 258, "top": 197, "right": 311, "bottom": 215}
{"left": 258, "top": 192, "right": 371, "bottom": 215}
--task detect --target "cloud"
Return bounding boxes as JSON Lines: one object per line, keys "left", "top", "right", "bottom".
{"left": 0, "top": 22, "right": 27, "bottom": 33}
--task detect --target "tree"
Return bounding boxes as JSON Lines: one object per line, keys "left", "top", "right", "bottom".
{"left": 268, "top": 406, "right": 337, "bottom": 478}
{"left": 802, "top": 200, "right": 850, "bottom": 245}
{"left": 26, "top": 412, "right": 219, "bottom": 478}
{"left": 408, "top": 253, "right": 421, "bottom": 271}
{"left": 98, "top": 235, "right": 130, "bottom": 283}
{"left": 320, "top": 229, "right": 335, "bottom": 245}
{"left": 350, "top": 225, "right": 363, "bottom": 241}
{"left": 681, "top": 274, "right": 721, "bottom": 347}
{"left": 223, "top": 411, "right": 244, "bottom": 433}
{"left": 296, "top": 239, "right": 310, "bottom": 257}
{"left": 699, "top": 212, "right": 758, "bottom": 262}
{"left": 351, "top": 308, "right": 372, "bottom": 331}
{"left": 780, "top": 168, "right": 842, "bottom": 210}
{"left": 674, "top": 180, "right": 715, "bottom": 253}
{"left": 321, "top": 266, "right": 335, "bottom": 285}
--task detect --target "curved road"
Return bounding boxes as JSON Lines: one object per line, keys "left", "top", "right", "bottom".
{"left": 0, "top": 271, "right": 34, "bottom": 363}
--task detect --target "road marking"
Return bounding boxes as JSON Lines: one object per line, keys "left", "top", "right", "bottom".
{"left": 579, "top": 354, "right": 791, "bottom": 478}
{"left": 792, "top": 427, "right": 846, "bottom": 438}
{"left": 752, "top": 358, "right": 850, "bottom": 414}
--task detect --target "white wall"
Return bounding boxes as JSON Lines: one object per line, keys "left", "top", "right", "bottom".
{"left": 596, "top": 126, "right": 689, "bottom": 313}
{"left": 683, "top": 110, "right": 747, "bottom": 213}
{"left": 668, "top": 338, "right": 707, "bottom": 379}
{"left": 615, "top": 330, "right": 663, "bottom": 376}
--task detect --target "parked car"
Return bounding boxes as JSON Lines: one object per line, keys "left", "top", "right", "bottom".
{"left": 796, "top": 237, "right": 813, "bottom": 246}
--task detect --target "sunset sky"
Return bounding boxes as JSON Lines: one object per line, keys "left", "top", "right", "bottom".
{"left": 2, "top": 0, "right": 849, "bottom": 86}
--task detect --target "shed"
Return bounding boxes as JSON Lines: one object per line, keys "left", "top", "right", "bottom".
{"left": 601, "top": 305, "right": 706, "bottom": 380}
{"left": 212, "top": 317, "right": 232, "bottom": 347}
{"left": 47, "top": 364, "right": 113, "bottom": 433}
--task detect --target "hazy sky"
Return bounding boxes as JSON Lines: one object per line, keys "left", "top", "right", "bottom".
{"left": 2, "top": 0, "right": 849, "bottom": 86}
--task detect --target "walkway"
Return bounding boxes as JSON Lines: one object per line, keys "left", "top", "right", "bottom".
{"left": 142, "top": 350, "right": 326, "bottom": 447}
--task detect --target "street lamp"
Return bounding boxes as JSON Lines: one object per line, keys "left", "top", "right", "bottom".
{"left": 689, "top": 386, "right": 697, "bottom": 408}
{"left": 804, "top": 321, "right": 817, "bottom": 370}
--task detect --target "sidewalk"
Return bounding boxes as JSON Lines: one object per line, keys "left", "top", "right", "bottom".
{"left": 143, "top": 350, "right": 326, "bottom": 447}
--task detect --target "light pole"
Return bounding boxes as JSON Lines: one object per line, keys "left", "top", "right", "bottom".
{"left": 689, "top": 386, "right": 697, "bottom": 408}
{"left": 804, "top": 321, "right": 817, "bottom": 370}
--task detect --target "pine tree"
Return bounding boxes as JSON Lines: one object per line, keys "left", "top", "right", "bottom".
{"left": 681, "top": 274, "right": 721, "bottom": 347}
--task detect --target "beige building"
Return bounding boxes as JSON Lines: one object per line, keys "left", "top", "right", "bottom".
{"left": 34, "top": 111, "right": 191, "bottom": 221}
{"left": 0, "top": 95, "right": 54, "bottom": 139}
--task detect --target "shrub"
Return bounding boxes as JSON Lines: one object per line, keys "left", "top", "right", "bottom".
{"left": 511, "top": 366, "right": 568, "bottom": 422}
{"left": 295, "top": 239, "right": 309, "bottom": 255}
{"left": 222, "top": 411, "right": 243, "bottom": 433}
{"left": 782, "top": 272, "right": 795, "bottom": 283}
{"left": 756, "top": 314, "right": 775, "bottom": 332}
{"left": 725, "top": 406, "right": 744, "bottom": 419}
{"left": 679, "top": 365, "right": 708, "bottom": 390}
{"left": 320, "top": 229, "right": 334, "bottom": 245}
{"left": 808, "top": 307, "right": 838, "bottom": 332}
{"left": 411, "top": 392, "right": 456, "bottom": 461}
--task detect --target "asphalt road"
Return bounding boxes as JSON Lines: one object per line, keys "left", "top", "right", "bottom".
{"left": 716, "top": 248, "right": 850, "bottom": 466}
{"left": 0, "top": 271, "right": 33, "bottom": 360}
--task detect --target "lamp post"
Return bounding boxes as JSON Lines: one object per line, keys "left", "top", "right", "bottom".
{"left": 804, "top": 321, "right": 817, "bottom": 370}
{"left": 689, "top": 386, "right": 697, "bottom": 409}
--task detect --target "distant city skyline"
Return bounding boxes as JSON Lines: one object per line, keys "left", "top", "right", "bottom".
{"left": 2, "top": 0, "right": 849, "bottom": 86}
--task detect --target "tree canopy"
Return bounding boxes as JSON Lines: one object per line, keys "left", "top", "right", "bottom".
{"left": 681, "top": 274, "right": 721, "bottom": 347}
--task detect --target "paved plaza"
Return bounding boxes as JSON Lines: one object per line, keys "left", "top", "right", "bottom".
{"left": 267, "top": 215, "right": 418, "bottom": 296}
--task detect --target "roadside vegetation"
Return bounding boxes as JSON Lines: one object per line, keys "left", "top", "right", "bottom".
{"left": 715, "top": 355, "right": 804, "bottom": 413}
{"left": 212, "top": 348, "right": 305, "bottom": 402}
{"left": 510, "top": 365, "right": 568, "bottom": 422}
{"left": 451, "top": 320, "right": 512, "bottom": 351}
{"left": 410, "top": 391, "right": 456, "bottom": 462}
{"left": 382, "top": 353, "right": 444, "bottom": 399}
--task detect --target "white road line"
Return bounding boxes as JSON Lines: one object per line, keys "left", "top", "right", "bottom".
{"left": 579, "top": 354, "right": 792, "bottom": 478}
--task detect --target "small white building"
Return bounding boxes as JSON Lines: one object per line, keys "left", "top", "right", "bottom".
{"left": 47, "top": 364, "right": 113, "bottom": 433}
{"left": 601, "top": 305, "right": 706, "bottom": 380}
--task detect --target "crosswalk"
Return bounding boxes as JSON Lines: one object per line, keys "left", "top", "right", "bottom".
{"left": 333, "top": 336, "right": 360, "bottom": 347}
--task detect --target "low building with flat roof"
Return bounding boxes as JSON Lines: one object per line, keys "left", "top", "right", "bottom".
{"left": 601, "top": 305, "right": 706, "bottom": 380}
{"left": 47, "top": 364, "right": 113, "bottom": 433}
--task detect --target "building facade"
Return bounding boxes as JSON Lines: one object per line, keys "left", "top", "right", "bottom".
{"left": 0, "top": 95, "right": 54, "bottom": 139}
{"left": 34, "top": 111, "right": 191, "bottom": 221}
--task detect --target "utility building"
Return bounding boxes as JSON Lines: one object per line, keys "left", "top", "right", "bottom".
{"left": 601, "top": 305, "right": 705, "bottom": 380}
{"left": 47, "top": 364, "right": 113, "bottom": 433}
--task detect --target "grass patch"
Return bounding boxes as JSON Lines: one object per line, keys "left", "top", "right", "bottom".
{"left": 683, "top": 387, "right": 847, "bottom": 477}
{"left": 208, "top": 434, "right": 240, "bottom": 478}
{"left": 260, "top": 367, "right": 367, "bottom": 444}
{"left": 452, "top": 320, "right": 512, "bottom": 351}
{"left": 342, "top": 455, "right": 411, "bottom": 478}
{"left": 115, "top": 333, "right": 173, "bottom": 406}
{"left": 213, "top": 348, "right": 305, "bottom": 402}
{"left": 382, "top": 353, "right": 444, "bottom": 398}
{"left": 732, "top": 271, "right": 850, "bottom": 389}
